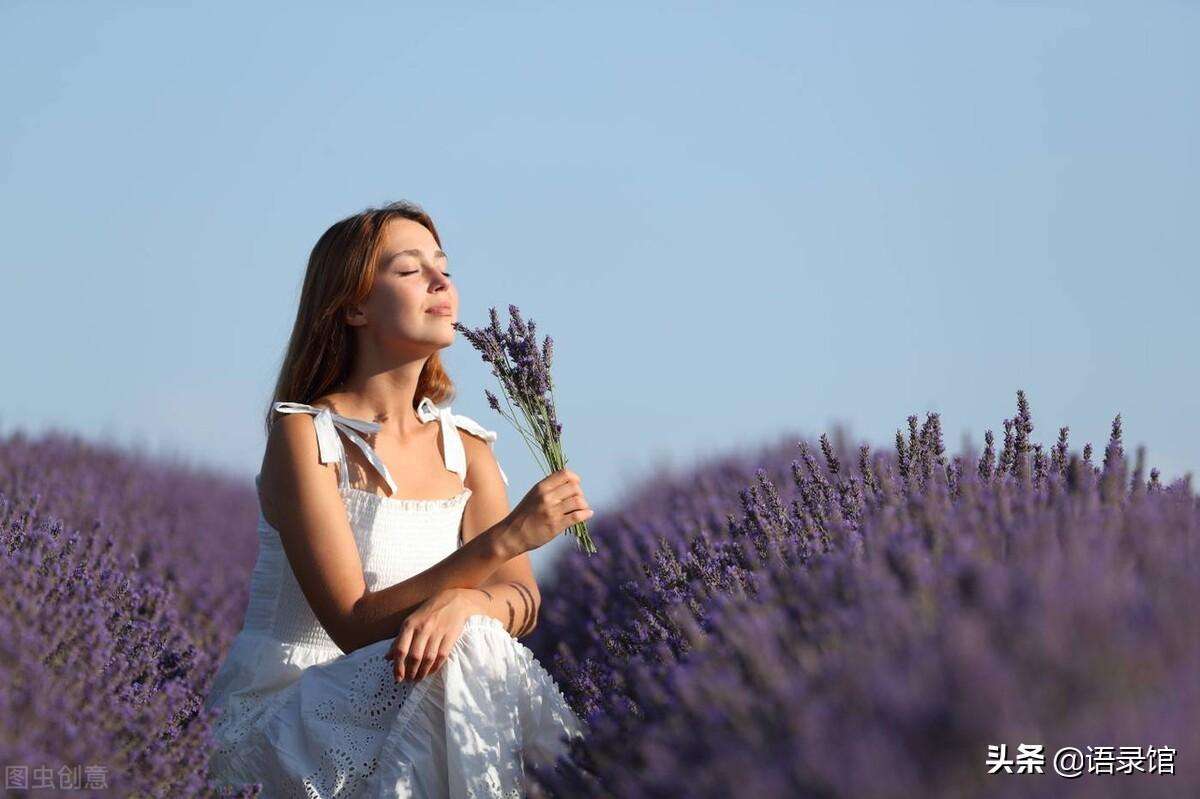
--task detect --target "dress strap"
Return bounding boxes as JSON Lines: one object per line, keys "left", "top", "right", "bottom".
{"left": 416, "top": 396, "right": 510, "bottom": 487}
{"left": 272, "top": 401, "right": 400, "bottom": 496}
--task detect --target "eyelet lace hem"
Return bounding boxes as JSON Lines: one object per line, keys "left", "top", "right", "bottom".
{"left": 462, "top": 614, "right": 583, "bottom": 727}
{"left": 207, "top": 613, "right": 584, "bottom": 797}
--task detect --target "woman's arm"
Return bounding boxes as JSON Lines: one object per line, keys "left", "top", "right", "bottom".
{"left": 455, "top": 431, "right": 542, "bottom": 639}
{"left": 345, "top": 537, "right": 518, "bottom": 651}
{"left": 458, "top": 580, "right": 540, "bottom": 638}
{"left": 259, "top": 414, "right": 517, "bottom": 655}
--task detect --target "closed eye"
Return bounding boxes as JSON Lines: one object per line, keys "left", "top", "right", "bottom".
{"left": 399, "top": 270, "right": 452, "bottom": 277}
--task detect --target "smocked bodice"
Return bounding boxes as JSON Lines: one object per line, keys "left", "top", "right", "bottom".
{"left": 244, "top": 486, "right": 475, "bottom": 651}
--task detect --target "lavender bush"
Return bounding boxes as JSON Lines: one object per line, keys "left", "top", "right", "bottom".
{"left": 3, "top": 389, "right": 1194, "bottom": 797}
{"left": 524, "top": 391, "right": 1198, "bottom": 798}
{"left": 0, "top": 429, "right": 261, "bottom": 797}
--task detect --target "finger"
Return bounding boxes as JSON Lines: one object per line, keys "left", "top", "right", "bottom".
{"left": 406, "top": 628, "right": 432, "bottom": 681}
{"left": 394, "top": 624, "right": 416, "bottom": 681}
{"left": 393, "top": 638, "right": 416, "bottom": 683}
{"left": 410, "top": 636, "right": 428, "bottom": 681}
{"left": 568, "top": 506, "right": 595, "bottom": 522}
{"left": 547, "top": 469, "right": 580, "bottom": 491}
{"left": 554, "top": 493, "right": 591, "bottom": 516}
{"left": 409, "top": 633, "right": 429, "bottom": 682}
{"left": 415, "top": 632, "right": 445, "bottom": 681}
{"left": 547, "top": 480, "right": 585, "bottom": 505}
{"left": 429, "top": 646, "right": 450, "bottom": 677}
{"left": 433, "top": 621, "right": 467, "bottom": 677}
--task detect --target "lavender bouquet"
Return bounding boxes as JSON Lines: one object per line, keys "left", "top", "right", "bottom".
{"left": 454, "top": 305, "right": 598, "bottom": 555}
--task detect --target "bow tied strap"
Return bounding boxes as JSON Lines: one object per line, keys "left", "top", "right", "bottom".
{"left": 270, "top": 397, "right": 508, "bottom": 494}
{"left": 271, "top": 401, "right": 400, "bottom": 495}
{"left": 416, "top": 396, "right": 509, "bottom": 486}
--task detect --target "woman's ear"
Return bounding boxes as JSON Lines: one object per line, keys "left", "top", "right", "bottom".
{"left": 344, "top": 304, "right": 366, "bottom": 327}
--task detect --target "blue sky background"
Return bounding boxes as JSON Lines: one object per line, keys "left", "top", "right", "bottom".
{"left": 2, "top": 2, "right": 1196, "bottom": 575}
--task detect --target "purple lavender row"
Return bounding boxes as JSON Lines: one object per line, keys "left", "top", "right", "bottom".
{"left": 0, "top": 430, "right": 263, "bottom": 796}
{"left": 521, "top": 389, "right": 1199, "bottom": 797}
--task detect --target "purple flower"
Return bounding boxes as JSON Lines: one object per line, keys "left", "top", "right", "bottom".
{"left": 521, "top": 389, "right": 1199, "bottom": 797}
{"left": 456, "top": 305, "right": 596, "bottom": 554}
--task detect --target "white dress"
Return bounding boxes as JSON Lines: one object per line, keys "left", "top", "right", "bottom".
{"left": 204, "top": 397, "right": 584, "bottom": 798}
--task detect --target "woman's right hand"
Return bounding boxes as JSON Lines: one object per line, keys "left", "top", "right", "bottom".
{"left": 501, "top": 469, "right": 594, "bottom": 554}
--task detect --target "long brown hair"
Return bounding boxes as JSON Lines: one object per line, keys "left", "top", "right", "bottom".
{"left": 263, "top": 200, "right": 455, "bottom": 436}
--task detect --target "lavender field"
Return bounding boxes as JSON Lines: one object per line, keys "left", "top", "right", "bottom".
{"left": 1, "top": 390, "right": 1195, "bottom": 797}
{"left": 0, "top": 429, "right": 262, "bottom": 797}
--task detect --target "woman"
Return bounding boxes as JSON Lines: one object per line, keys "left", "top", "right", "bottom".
{"left": 204, "top": 200, "right": 594, "bottom": 797}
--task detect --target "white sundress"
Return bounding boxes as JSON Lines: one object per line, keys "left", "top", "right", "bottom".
{"left": 204, "top": 396, "right": 585, "bottom": 798}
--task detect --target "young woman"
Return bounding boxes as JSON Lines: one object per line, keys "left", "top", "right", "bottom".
{"left": 204, "top": 201, "right": 593, "bottom": 797}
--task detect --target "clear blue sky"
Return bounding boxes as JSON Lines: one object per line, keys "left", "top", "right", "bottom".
{"left": 2, "top": 2, "right": 1196, "bottom": 572}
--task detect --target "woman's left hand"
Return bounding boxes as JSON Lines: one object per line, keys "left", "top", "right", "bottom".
{"left": 384, "top": 588, "right": 480, "bottom": 683}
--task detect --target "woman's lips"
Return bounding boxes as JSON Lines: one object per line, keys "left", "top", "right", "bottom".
{"left": 426, "top": 307, "right": 453, "bottom": 316}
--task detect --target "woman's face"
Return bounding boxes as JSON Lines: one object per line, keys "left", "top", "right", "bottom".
{"left": 352, "top": 218, "right": 458, "bottom": 352}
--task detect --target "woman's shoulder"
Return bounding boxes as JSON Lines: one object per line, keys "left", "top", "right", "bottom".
{"left": 447, "top": 410, "right": 499, "bottom": 444}
{"left": 268, "top": 396, "right": 339, "bottom": 424}
{"left": 298, "top": 394, "right": 342, "bottom": 413}
{"left": 447, "top": 411, "right": 509, "bottom": 486}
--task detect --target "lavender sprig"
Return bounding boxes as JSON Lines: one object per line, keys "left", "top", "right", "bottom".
{"left": 454, "top": 305, "right": 597, "bottom": 555}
